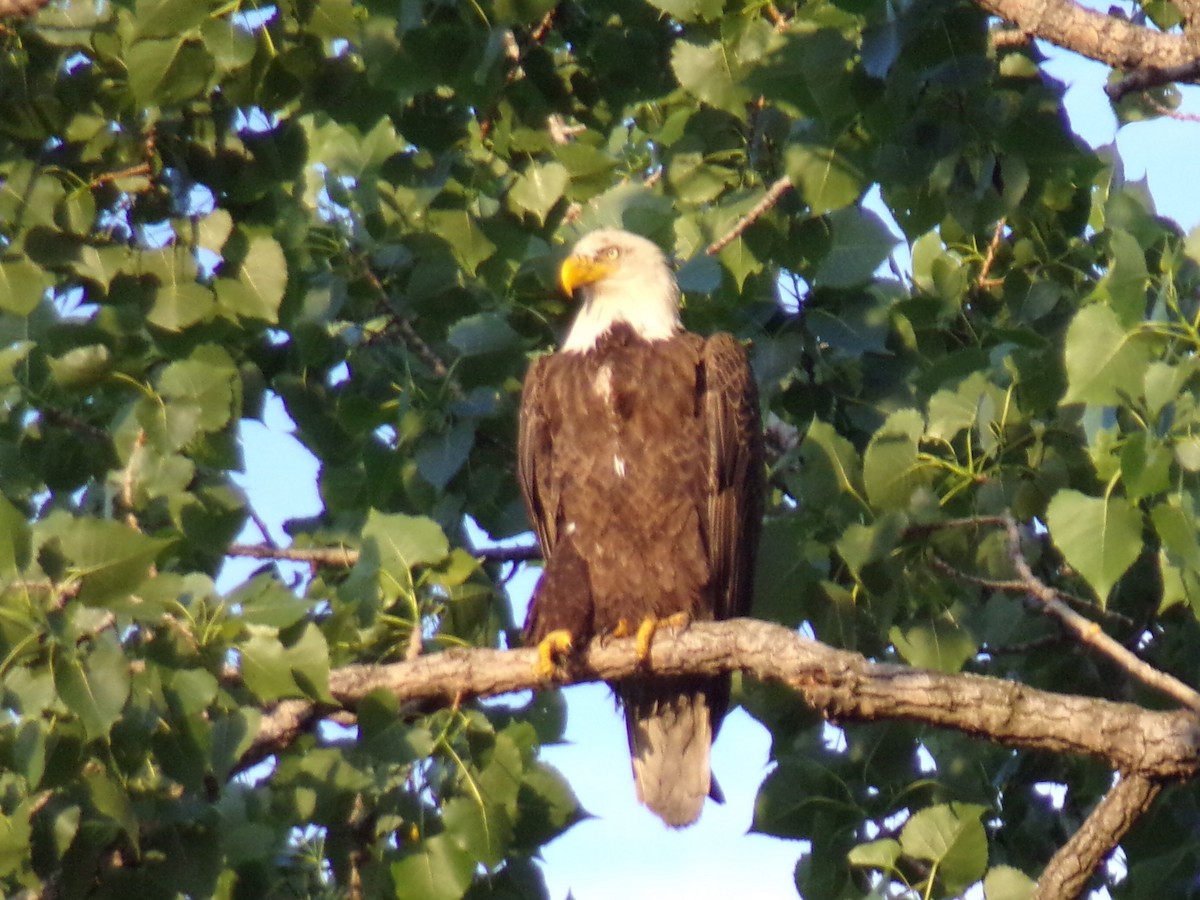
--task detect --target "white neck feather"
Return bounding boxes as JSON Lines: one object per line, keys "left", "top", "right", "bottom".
{"left": 561, "top": 266, "right": 682, "bottom": 353}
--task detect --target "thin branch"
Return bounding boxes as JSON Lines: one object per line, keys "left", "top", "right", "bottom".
{"left": 227, "top": 542, "right": 358, "bottom": 567}
{"left": 929, "top": 551, "right": 1136, "bottom": 628}
{"left": 1034, "top": 773, "right": 1163, "bottom": 900}
{"left": 225, "top": 541, "right": 541, "bottom": 568}
{"left": 359, "top": 266, "right": 467, "bottom": 403}
{"left": 1003, "top": 514, "right": 1200, "bottom": 711}
{"left": 705, "top": 175, "right": 793, "bottom": 256}
{"left": 1107, "top": 60, "right": 1200, "bottom": 102}
{"left": 977, "top": 218, "right": 1007, "bottom": 289}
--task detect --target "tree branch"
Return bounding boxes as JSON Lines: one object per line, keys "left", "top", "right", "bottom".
{"left": 1003, "top": 514, "right": 1200, "bottom": 712}
{"left": 705, "top": 175, "right": 793, "bottom": 256}
{"left": 1034, "top": 773, "right": 1163, "bottom": 900}
{"left": 225, "top": 541, "right": 540, "bottom": 567}
{"left": 237, "top": 619, "right": 1200, "bottom": 890}
{"left": 973, "top": 0, "right": 1194, "bottom": 71}
{"left": 245, "top": 619, "right": 1200, "bottom": 783}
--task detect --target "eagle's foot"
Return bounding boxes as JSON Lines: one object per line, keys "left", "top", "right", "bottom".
{"left": 634, "top": 612, "right": 691, "bottom": 663}
{"left": 603, "top": 619, "right": 633, "bottom": 645}
{"left": 533, "top": 629, "right": 574, "bottom": 680}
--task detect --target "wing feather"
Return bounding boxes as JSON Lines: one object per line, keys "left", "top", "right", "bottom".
{"left": 700, "top": 333, "right": 763, "bottom": 622}
{"left": 517, "top": 355, "right": 559, "bottom": 555}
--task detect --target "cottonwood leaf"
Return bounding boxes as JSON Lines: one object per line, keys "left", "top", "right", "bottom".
{"left": 1045, "top": 489, "right": 1143, "bottom": 605}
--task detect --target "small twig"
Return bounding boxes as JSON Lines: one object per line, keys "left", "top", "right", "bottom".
{"left": 360, "top": 266, "right": 467, "bottom": 403}
{"left": 1145, "top": 94, "right": 1200, "bottom": 122}
{"left": 928, "top": 551, "right": 1136, "bottom": 629}
{"left": 1106, "top": 59, "right": 1200, "bottom": 103}
{"left": 1034, "top": 773, "right": 1163, "bottom": 900}
{"left": 40, "top": 408, "right": 111, "bottom": 444}
{"left": 227, "top": 543, "right": 358, "bottom": 567}
{"left": 977, "top": 218, "right": 1007, "bottom": 288}
{"left": 705, "top": 175, "right": 793, "bottom": 256}
{"left": 391, "top": 315, "right": 468, "bottom": 403}
{"left": 1003, "top": 514, "right": 1200, "bottom": 711}
{"left": 763, "top": 3, "right": 789, "bottom": 29}
{"left": 247, "top": 507, "right": 279, "bottom": 549}
{"left": 225, "top": 542, "right": 541, "bottom": 568}
{"left": 89, "top": 162, "right": 151, "bottom": 189}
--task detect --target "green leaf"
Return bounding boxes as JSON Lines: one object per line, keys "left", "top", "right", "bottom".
{"left": 847, "top": 837, "right": 901, "bottom": 871}
{"left": 86, "top": 769, "right": 140, "bottom": 852}
{"left": 1045, "top": 489, "right": 1143, "bottom": 605}
{"left": 671, "top": 39, "right": 752, "bottom": 116}
{"left": 54, "top": 632, "right": 131, "bottom": 741}
{"left": 363, "top": 510, "right": 451, "bottom": 570}
{"left": 813, "top": 207, "right": 896, "bottom": 288}
{"left": 1092, "top": 229, "right": 1149, "bottom": 327}
{"left": 231, "top": 574, "right": 310, "bottom": 628}
{"left": 147, "top": 261, "right": 215, "bottom": 332}
{"left": 48, "top": 344, "right": 112, "bottom": 390}
{"left": 512, "top": 763, "right": 586, "bottom": 851}
{"left": 133, "top": 0, "right": 209, "bottom": 39}
{"left": 1062, "top": 304, "right": 1151, "bottom": 406}
{"left": 509, "top": 162, "right": 569, "bottom": 225}
{"left": 415, "top": 422, "right": 475, "bottom": 491}
{"left": 676, "top": 254, "right": 723, "bottom": 294}
{"left": 240, "top": 628, "right": 301, "bottom": 701}
{"left": 36, "top": 514, "right": 167, "bottom": 605}
{"left": 240, "top": 623, "right": 330, "bottom": 703}
{"left": 157, "top": 344, "right": 238, "bottom": 432}
{"left": 785, "top": 130, "right": 866, "bottom": 216}
{"left": 217, "top": 235, "right": 287, "bottom": 323}
{"left": 210, "top": 709, "right": 260, "bottom": 780}
{"left": 983, "top": 865, "right": 1036, "bottom": 900}
{"left": 899, "top": 803, "right": 988, "bottom": 897}
{"left": 796, "top": 418, "right": 863, "bottom": 506}
{"left": 836, "top": 513, "right": 904, "bottom": 581}
{"left": 863, "top": 409, "right": 928, "bottom": 510}
{"left": 646, "top": 0, "right": 723, "bottom": 21}
{"left": 0, "top": 257, "right": 49, "bottom": 315}
{"left": 427, "top": 210, "right": 497, "bottom": 276}
{"left": 927, "top": 372, "right": 995, "bottom": 443}
{"left": 126, "top": 38, "right": 214, "bottom": 108}
{"left": 1120, "top": 432, "right": 1171, "bottom": 502}
{"left": 447, "top": 313, "right": 521, "bottom": 356}
{"left": 890, "top": 615, "right": 977, "bottom": 673}
{"left": 391, "top": 834, "right": 475, "bottom": 900}
{"left": 443, "top": 795, "right": 514, "bottom": 868}
{"left": 0, "top": 495, "right": 31, "bottom": 578}
{"left": 1144, "top": 360, "right": 1195, "bottom": 417}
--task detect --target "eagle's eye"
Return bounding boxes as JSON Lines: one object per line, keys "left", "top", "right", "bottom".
{"left": 602, "top": 246, "right": 620, "bottom": 260}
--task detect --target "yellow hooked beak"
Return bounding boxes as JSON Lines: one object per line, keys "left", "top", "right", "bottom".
{"left": 559, "top": 254, "right": 615, "bottom": 296}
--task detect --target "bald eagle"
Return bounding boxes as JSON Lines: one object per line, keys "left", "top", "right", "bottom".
{"left": 519, "top": 228, "right": 764, "bottom": 827}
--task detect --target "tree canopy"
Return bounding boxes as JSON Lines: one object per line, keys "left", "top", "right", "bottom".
{"left": 3, "top": 0, "right": 1200, "bottom": 897}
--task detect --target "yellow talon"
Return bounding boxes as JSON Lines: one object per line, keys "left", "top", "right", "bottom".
{"left": 606, "top": 619, "right": 633, "bottom": 642}
{"left": 534, "top": 629, "right": 574, "bottom": 680}
{"left": 634, "top": 612, "right": 691, "bottom": 662}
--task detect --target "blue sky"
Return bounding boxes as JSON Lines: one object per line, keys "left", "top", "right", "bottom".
{"left": 220, "top": 42, "right": 1200, "bottom": 900}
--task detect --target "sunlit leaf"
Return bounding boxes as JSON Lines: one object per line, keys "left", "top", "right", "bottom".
{"left": 1046, "top": 489, "right": 1143, "bottom": 605}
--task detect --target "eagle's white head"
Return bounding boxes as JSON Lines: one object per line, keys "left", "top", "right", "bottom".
{"left": 559, "top": 228, "right": 682, "bottom": 353}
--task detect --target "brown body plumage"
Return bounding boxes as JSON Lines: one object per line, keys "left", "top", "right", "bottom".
{"left": 519, "top": 229, "right": 763, "bottom": 827}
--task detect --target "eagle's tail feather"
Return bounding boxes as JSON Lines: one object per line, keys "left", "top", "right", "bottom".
{"left": 619, "top": 677, "right": 721, "bottom": 828}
